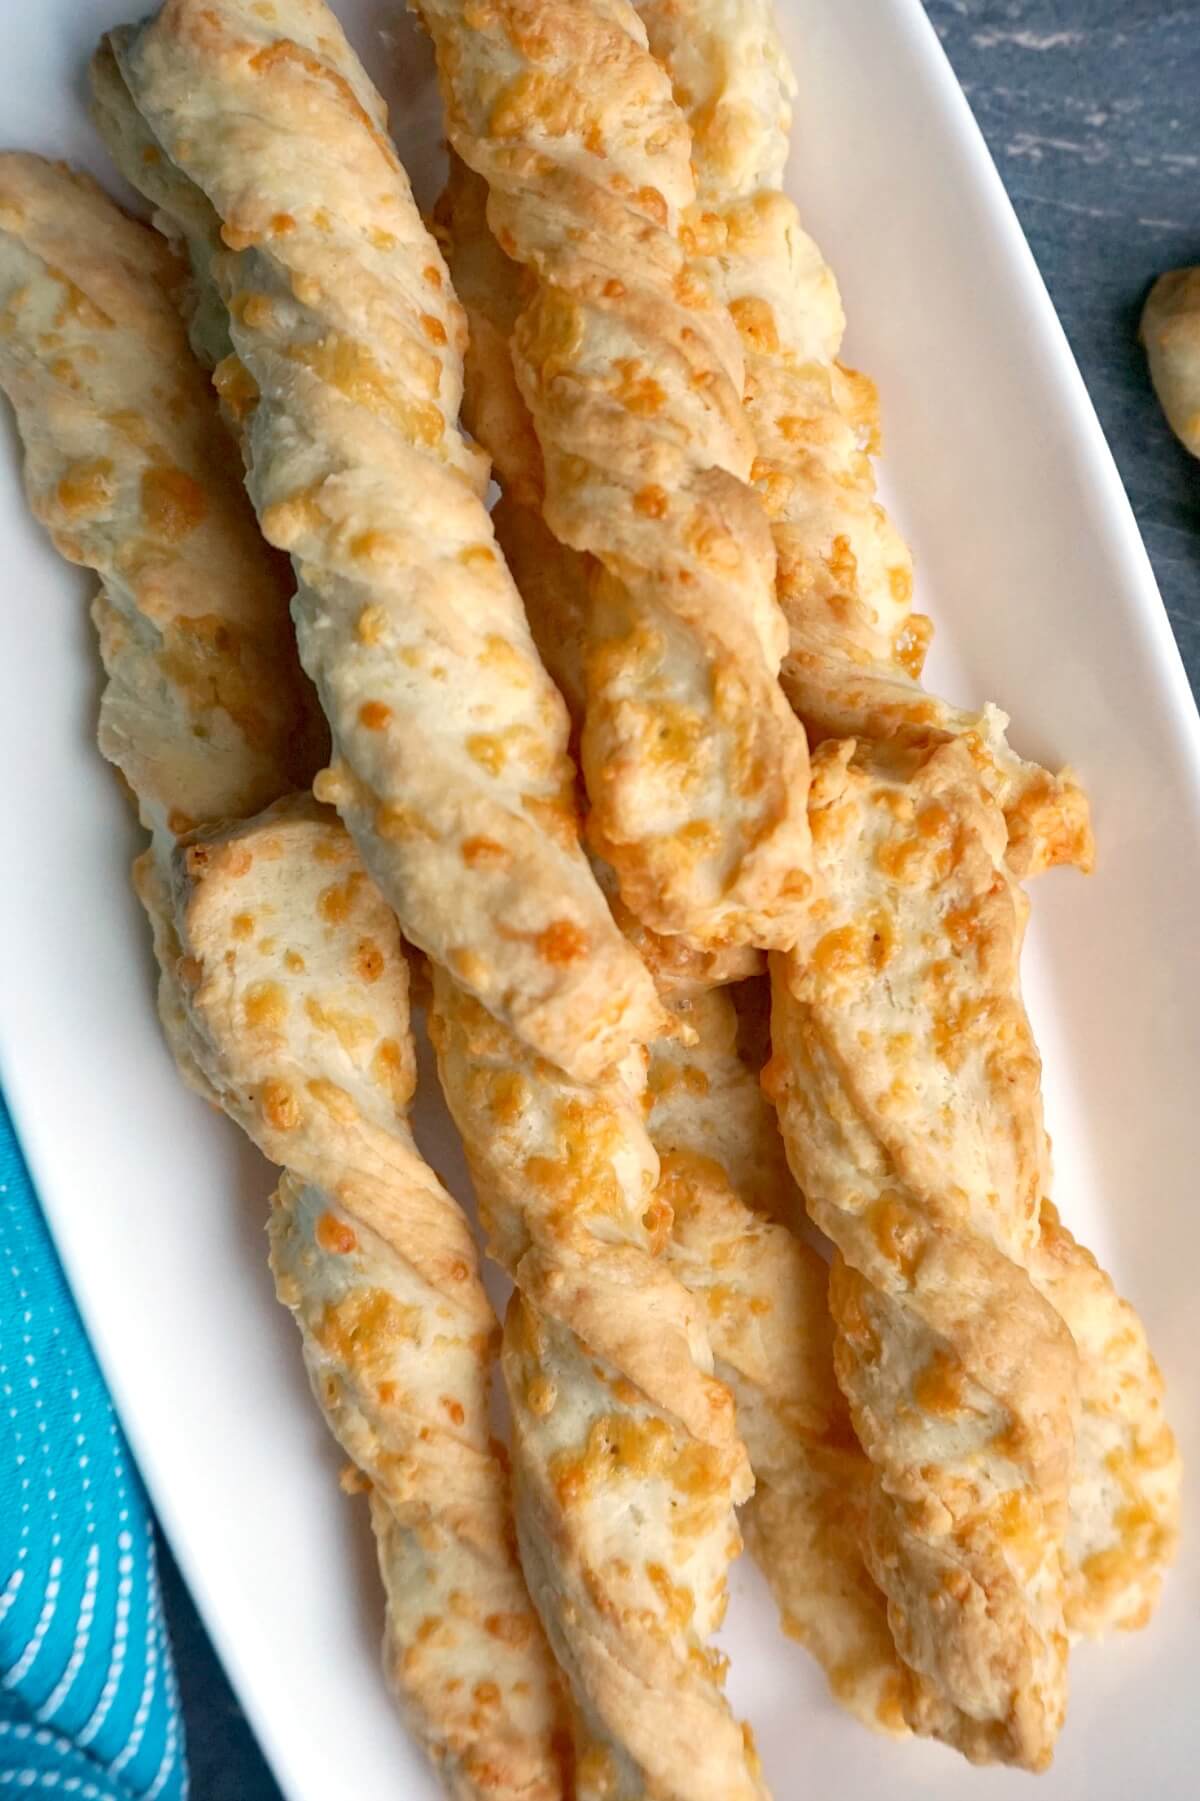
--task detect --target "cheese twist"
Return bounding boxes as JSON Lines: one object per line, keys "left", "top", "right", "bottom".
{"left": 416, "top": 196, "right": 901, "bottom": 1716}
{"left": 766, "top": 737, "right": 1079, "bottom": 1768}
{"left": 436, "top": 154, "right": 765, "bottom": 997}
{"left": 164, "top": 800, "right": 574, "bottom": 1801}
{"left": 648, "top": 986, "right": 908, "bottom": 1734}
{"left": 635, "top": 0, "right": 1092, "bottom": 880}
{"left": 0, "top": 149, "right": 577, "bottom": 1799}
{"left": 416, "top": 0, "right": 814, "bottom": 948}
{"left": 640, "top": 0, "right": 1178, "bottom": 1704}
{"left": 102, "top": 0, "right": 664, "bottom": 1083}
{"left": 436, "top": 140, "right": 901, "bottom": 1732}
{"left": 417, "top": 167, "right": 898, "bottom": 1725}
{"left": 0, "top": 146, "right": 321, "bottom": 1075}
{"left": 0, "top": 150, "right": 320, "bottom": 844}
{"left": 429, "top": 969, "right": 763, "bottom": 1801}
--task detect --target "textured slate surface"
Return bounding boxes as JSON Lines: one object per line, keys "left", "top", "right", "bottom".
{"left": 927, "top": 0, "right": 1200, "bottom": 685}
{"left": 165, "top": 3, "right": 1200, "bottom": 1795}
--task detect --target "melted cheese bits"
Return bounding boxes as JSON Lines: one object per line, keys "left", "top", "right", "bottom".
{"left": 99, "top": 0, "right": 664, "bottom": 1082}
{"left": 767, "top": 739, "right": 1077, "bottom": 1769}
{"left": 637, "top": 0, "right": 1092, "bottom": 880}
{"left": 430, "top": 963, "right": 764, "bottom": 1801}
{"left": 418, "top": 0, "right": 815, "bottom": 949}
{"left": 163, "top": 797, "right": 575, "bottom": 1801}
{"left": 0, "top": 150, "right": 322, "bottom": 841}
{"left": 650, "top": 986, "right": 909, "bottom": 1735}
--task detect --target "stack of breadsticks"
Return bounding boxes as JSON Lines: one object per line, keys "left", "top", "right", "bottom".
{"left": 0, "top": 0, "right": 1178, "bottom": 1795}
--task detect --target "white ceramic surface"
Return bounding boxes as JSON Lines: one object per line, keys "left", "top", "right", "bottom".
{"left": 2, "top": 3, "right": 1198, "bottom": 1797}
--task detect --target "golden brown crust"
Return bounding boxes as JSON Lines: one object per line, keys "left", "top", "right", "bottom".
{"left": 636, "top": 0, "right": 1092, "bottom": 880}
{"left": 649, "top": 987, "right": 908, "bottom": 1734}
{"left": 417, "top": 0, "right": 814, "bottom": 949}
{"left": 103, "top": 0, "right": 665, "bottom": 1083}
{"left": 161, "top": 798, "right": 575, "bottom": 1801}
{"left": 1031, "top": 1203, "right": 1181, "bottom": 1637}
{"left": 0, "top": 150, "right": 321, "bottom": 839}
{"left": 638, "top": 0, "right": 1176, "bottom": 1717}
{"left": 0, "top": 144, "right": 577, "bottom": 1801}
{"left": 429, "top": 967, "right": 764, "bottom": 1801}
{"left": 439, "top": 160, "right": 766, "bottom": 1000}
{"left": 766, "top": 739, "right": 1078, "bottom": 1769}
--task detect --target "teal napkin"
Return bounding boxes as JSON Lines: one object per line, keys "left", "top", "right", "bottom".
{"left": 0, "top": 1088, "right": 187, "bottom": 1799}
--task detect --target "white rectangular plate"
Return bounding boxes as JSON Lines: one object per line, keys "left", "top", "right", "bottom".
{"left": 2, "top": 2, "right": 1198, "bottom": 1797}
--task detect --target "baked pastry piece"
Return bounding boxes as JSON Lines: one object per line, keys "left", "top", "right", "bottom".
{"left": 649, "top": 986, "right": 907, "bottom": 1734}
{"left": 414, "top": 244, "right": 893, "bottom": 1723}
{"left": 628, "top": 923, "right": 1178, "bottom": 1735}
{"left": 765, "top": 734, "right": 1182, "bottom": 1750}
{"left": 436, "top": 160, "right": 764, "bottom": 997}
{"left": 439, "top": 112, "right": 1167, "bottom": 1714}
{"left": 97, "top": 0, "right": 664, "bottom": 1083}
{"left": 1141, "top": 267, "right": 1200, "bottom": 458}
{"left": 641, "top": 0, "right": 1179, "bottom": 1718}
{"left": 766, "top": 737, "right": 1080, "bottom": 1769}
{"left": 759, "top": 729, "right": 1179, "bottom": 1764}
{"left": 429, "top": 969, "right": 763, "bottom": 1801}
{"left": 635, "top": 0, "right": 1092, "bottom": 881}
{"left": 0, "top": 146, "right": 322, "bottom": 1075}
{"left": 0, "top": 148, "right": 577, "bottom": 1800}
{"left": 416, "top": 0, "right": 815, "bottom": 948}
{"left": 161, "top": 798, "right": 574, "bottom": 1801}
{"left": 0, "top": 150, "right": 320, "bottom": 841}
{"left": 1032, "top": 1202, "right": 1180, "bottom": 1638}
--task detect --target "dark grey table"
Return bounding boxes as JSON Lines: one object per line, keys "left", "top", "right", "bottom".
{"left": 162, "top": 2, "right": 1200, "bottom": 1793}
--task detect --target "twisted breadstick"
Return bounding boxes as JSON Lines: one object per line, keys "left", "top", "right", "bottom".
{"left": 101, "top": 0, "right": 664, "bottom": 1083}
{"left": 766, "top": 737, "right": 1079, "bottom": 1769}
{"left": 90, "top": 27, "right": 233, "bottom": 373}
{"left": 0, "top": 150, "right": 320, "bottom": 842}
{"left": 162, "top": 798, "right": 573, "bottom": 1801}
{"left": 649, "top": 986, "right": 907, "bottom": 1734}
{"left": 620, "top": 890, "right": 1176, "bottom": 1722}
{"left": 423, "top": 182, "right": 785, "bottom": 1757}
{"left": 435, "top": 139, "right": 900, "bottom": 1732}
{"left": 417, "top": 192, "right": 894, "bottom": 1713}
{"left": 429, "top": 970, "right": 762, "bottom": 1801}
{"left": 765, "top": 738, "right": 1181, "bottom": 1737}
{"left": 417, "top": 0, "right": 814, "bottom": 947}
{"left": 636, "top": 0, "right": 1092, "bottom": 881}
{"left": 642, "top": 0, "right": 1178, "bottom": 1702}
{"left": 437, "top": 159, "right": 764, "bottom": 996}
{"left": 1141, "top": 267, "right": 1200, "bottom": 458}
{"left": 1032, "top": 1202, "right": 1180, "bottom": 1638}
{"left": 0, "top": 149, "right": 579, "bottom": 1798}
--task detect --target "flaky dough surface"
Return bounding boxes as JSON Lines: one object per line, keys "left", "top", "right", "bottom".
{"left": 103, "top": 0, "right": 664, "bottom": 1083}
{"left": 417, "top": 0, "right": 814, "bottom": 949}
{"left": 767, "top": 739, "right": 1078, "bottom": 1769}
{"left": 0, "top": 150, "right": 321, "bottom": 840}
{"left": 636, "top": 0, "right": 1092, "bottom": 882}
{"left": 166, "top": 800, "right": 575, "bottom": 1801}
{"left": 431, "top": 968, "right": 765, "bottom": 1801}
{"left": 649, "top": 986, "right": 908, "bottom": 1735}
